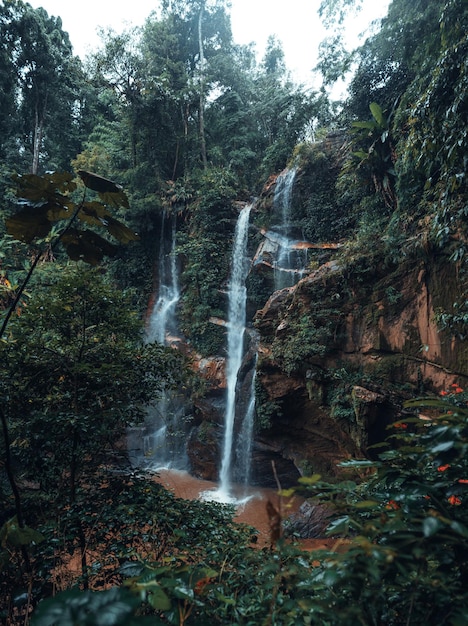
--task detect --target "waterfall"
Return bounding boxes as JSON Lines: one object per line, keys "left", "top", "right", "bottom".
{"left": 147, "top": 215, "right": 180, "bottom": 344}
{"left": 235, "top": 349, "right": 257, "bottom": 488}
{"left": 128, "top": 213, "right": 188, "bottom": 471}
{"left": 218, "top": 205, "right": 252, "bottom": 498}
{"left": 272, "top": 167, "right": 308, "bottom": 290}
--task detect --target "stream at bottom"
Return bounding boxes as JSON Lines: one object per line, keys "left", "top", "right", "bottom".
{"left": 152, "top": 469, "right": 338, "bottom": 551}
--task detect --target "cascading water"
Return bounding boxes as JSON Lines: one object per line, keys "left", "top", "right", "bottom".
{"left": 272, "top": 167, "right": 308, "bottom": 290}
{"left": 217, "top": 205, "right": 253, "bottom": 500}
{"left": 146, "top": 215, "right": 180, "bottom": 345}
{"left": 128, "top": 213, "right": 189, "bottom": 471}
{"left": 235, "top": 348, "right": 257, "bottom": 488}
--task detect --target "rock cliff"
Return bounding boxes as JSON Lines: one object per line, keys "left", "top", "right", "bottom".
{"left": 253, "top": 253, "right": 467, "bottom": 481}
{"left": 185, "top": 137, "right": 468, "bottom": 486}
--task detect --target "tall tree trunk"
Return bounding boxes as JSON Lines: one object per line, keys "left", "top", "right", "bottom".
{"left": 32, "top": 91, "right": 47, "bottom": 175}
{"left": 32, "top": 117, "right": 43, "bottom": 175}
{"left": 198, "top": 4, "right": 207, "bottom": 169}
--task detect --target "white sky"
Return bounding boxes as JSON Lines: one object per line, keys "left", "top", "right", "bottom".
{"left": 27, "top": 0, "right": 390, "bottom": 88}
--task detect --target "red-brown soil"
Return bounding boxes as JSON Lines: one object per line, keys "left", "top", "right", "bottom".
{"left": 154, "top": 469, "right": 342, "bottom": 551}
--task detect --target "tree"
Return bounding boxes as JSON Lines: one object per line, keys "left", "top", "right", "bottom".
{"left": 347, "top": 0, "right": 441, "bottom": 120}
{"left": 0, "top": 1, "right": 85, "bottom": 173}
{"left": 1, "top": 265, "right": 187, "bottom": 499}
{"left": 158, "top": 0, "right": 233, "bottom": 171}
{"left": 0, "top": 169, "right": 138, "bottom": 536}
{"left": 394, "top": 0, "right": 468, "bottom": 255}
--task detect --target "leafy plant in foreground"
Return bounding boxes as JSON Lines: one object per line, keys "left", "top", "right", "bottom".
{"left": 0, "top": 169, "right": 140, "bottom": 621}
{"left": 293, "top": 385, "right": 468, "bottom": 625}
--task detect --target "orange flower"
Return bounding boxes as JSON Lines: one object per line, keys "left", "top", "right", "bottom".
{"left": 437, "top": 464, "right": 450, "bottom": 472}
{"left": 194, "top": 576, "right": 214, "bottom": 595}
{"left": 440, "top": 390, "right": 449, "bottom": 396}
{"left": 455, "top": 387, "right": 464, "bottom": 393}
{"left": 394, "top": 422, "right": 408, "bottom": 429}
{"left": 448, "top": 495, "right": 462, "bottom": 506}
{"left": 458, "top": 479, "right": 468, "bottom": 484}
{"left": 385, "top": 500, "right": 400, "bottom": 510}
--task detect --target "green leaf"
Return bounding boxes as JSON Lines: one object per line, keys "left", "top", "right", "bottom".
{"left": 98, "top": 191, "right": 130, "bottom": 210}
{"left": 431, "top": 441, "right": 455, "bottom": 453}
{"left": 5, "top": 207, "right": 51, "bottom": 243}
{"left": 214, "top": 591, "right": 235, "bottom": 605}
{"left": 404, "top": 398, "right": 450, "bottom": 410}
{"left": 322, "top": 568, "right": 341, "bottom": 586}
{"left": 106, "top": 216, "right": 139, "bottom": 243}
{"left": 422, "top": 516, "right": 444, "bottom": 537}
{"left": 339, "top": 459, "right": 378, "bottom": 468}
{"left": 352, "top": 121, "right": 376, "bottom": 130}
{"left": 298, "top": 474, "right": 321, "bottom": 485}
{"left": 0, "top": 516, "right": 44, "bottom": 548}
{"left": 353, "top": 500, "right": 379, "bottom": 509}
{"left": 61, "top": 229, "right": 118, "bottom": 265}
{"left": 31, "top": 588, "right": 140, "bottom": 626}
{"left": 78, "top": 170, "right": 123, "bottom": 194}
{"left": 326, "top": 516, "right": 350, "bottom": 536}
{"left": 172, "top": 584, "right": 194, "bottom": 601}
{"left": 353, "top": 150, "right": 370, "bottom": 160}
{"left": 370, "top": 102, "right": 385, "bottom": 127}
{"left": 145, "top": 584, "right": 171, "bottom": 611}
{"left": 119, "top": 561, "right": 145, "bottom": 577}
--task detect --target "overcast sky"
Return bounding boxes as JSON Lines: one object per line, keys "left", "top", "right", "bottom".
{"left": 26, "top": 0, "right": 390, "bottom": 88}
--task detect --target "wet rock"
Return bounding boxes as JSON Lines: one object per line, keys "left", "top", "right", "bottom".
{"left": 284, "top": 501, "right": 331, "bottom": 539}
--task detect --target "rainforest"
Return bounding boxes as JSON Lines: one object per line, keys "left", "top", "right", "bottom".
{"left": 1, "top": 0, "right": 468, "bottom": 624}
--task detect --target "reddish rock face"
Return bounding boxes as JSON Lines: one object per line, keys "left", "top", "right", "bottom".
{"left": 250, "top": 254, "right": 467, "bottom": 480}
{"left": 194, "top": 355, "right": 226, "bottom": 390}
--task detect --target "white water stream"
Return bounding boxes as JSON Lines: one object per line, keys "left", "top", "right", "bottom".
{"left": 272, "top": 167, "right": 308, "bottom": 290}
{"left": 128, "top": 213, "right": 189, "bottom": 471}
{"left": 235, "top": 350, "right": 257, "bottom": 487}
{"left": 213, "top": 205, "right": 253, "bottom": 501}
{"left": 146, "top": 215, "right": 180, "bottom": 344}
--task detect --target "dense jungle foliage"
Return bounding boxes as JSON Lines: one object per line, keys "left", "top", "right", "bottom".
{"left": 1, "top": 0, "right": 467, "bottom": 623}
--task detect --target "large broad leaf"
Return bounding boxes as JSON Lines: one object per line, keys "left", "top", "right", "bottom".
{"left": 46, "top": 200, "right": 75, "bottom": 221}
{"left": 78, "top": 171, "right": 130, "bottom": 208}
{"left": 78, "top": 201, "right": 112, "bottom": 227}
{"left": 106, "top": 216, "right": 139, "bottom": 243}
{"left": 77, "top": 207, "right": 138, "bottom": 243}
{"left": 99, "top": 190, "right": 130, "bottom": 210}
{"left": 5, "top": 206, "right": 51, "bottom": 242}
{"left": 13, "top": 172, "right": 76, "bottom": 202}
{"left": 78, "top": 170, "right": 123, "bottom": 194}
{"left": 61, "top": 228, "right": 118, "bottom": 265}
